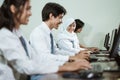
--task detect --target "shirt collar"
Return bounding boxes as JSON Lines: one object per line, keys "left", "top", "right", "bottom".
{"left": 12, "top": 28, "right": 22, "bottom": 37}
{"left": 40, "top": 22, "right": 52, "bottom": 35}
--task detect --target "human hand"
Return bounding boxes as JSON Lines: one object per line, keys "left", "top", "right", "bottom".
{"left": 69, "top": 56, "right": 80, "bottom": 62}
{"left": 76, "top": 50, "right": 90, "bottom": 60}
{"left": 88, "top": 47, "right": 99, "bottom": 52}
{"left": 59, "top": 59, "right": 92, "bottom": 72}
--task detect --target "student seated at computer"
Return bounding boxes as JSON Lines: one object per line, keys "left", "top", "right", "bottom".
{"left": 74, "top": 19, "right": 99, "bottom": 52}
{"left": 57, "top": 18, "right": 89, "bottom": 57}
{"left": 57, "top": 18, "right": 99, "bottom": 56}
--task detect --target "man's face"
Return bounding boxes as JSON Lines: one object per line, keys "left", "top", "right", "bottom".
{"left": 51, "top": 13, "right": 64, "bottom": 29}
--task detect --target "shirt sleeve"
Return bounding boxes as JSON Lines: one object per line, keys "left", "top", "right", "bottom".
{"left": 54, "top": 43, "right": 75, "bottom": 56}
{"left": 0, "top": 35, "right": 59, "bottom": 75}
{"left": 57, "top": 39, "right": 80, "bottom": 55}
{"left": 29, "top": 30, "right": 69, "bottom": 66}
{"left": 0, "top": 63, "right": 15, "bottom": 80}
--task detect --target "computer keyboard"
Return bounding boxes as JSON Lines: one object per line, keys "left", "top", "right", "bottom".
{"left": 89, "top": 54, "right": 111, "bottom": 62}
{"left": 90, "top": 51, "right": 100, "bottom": 54}
{"left": 89, "top": 54, "right": 99, "bottom": 62}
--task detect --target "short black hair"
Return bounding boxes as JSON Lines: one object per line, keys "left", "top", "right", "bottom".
{"left": 74, "top": 19, "right": 84, "bottom": 32}
{"left": 42, "top": 2, "right": 66, "bottom": 21}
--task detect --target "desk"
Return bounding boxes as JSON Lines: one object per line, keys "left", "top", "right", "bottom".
{"left": 34, "top": 72, "right": 120, "bottom": 80}
{"left": 35, "top": 61, "right": 120, "bottom": 80}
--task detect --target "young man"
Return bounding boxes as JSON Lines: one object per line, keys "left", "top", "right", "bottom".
{"left": 30, "top": 2, "right": 91, "bottom": 65}
{"left": 30, "top": 2, "right": 91, "bottom": 80}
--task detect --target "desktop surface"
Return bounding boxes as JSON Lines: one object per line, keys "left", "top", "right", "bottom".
{"left": 34, "top": 60, "right": 120, "bottom": 80}
{"left": 35, "top": 71, "right": 120, "bottom": 80}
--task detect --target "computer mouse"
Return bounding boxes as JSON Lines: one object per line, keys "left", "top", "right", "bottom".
{"left": 78, "top": 71, "right": 103, "bottom": 79}
{"left": 79, "top": 71, "right": 93, "bottom": 79}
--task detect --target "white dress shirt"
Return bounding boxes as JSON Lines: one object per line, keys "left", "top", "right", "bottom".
{"left": 57, "top": 18, "right": 85, "bottom": 56}
{"left": 30, "top": 22, "right": 69, "bottom": 66}
{"left": 0, "top": 63, "right": 15, "bottom": 80}
{"left": 0, "top": 27, "right": 60, "bottom": 75}
{"left": 57, "top": 32, "right": 85, "bottom": 55}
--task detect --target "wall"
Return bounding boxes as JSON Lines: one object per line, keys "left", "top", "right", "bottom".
{"left": 21, "top": 0, "right": 120, "bottom": 49}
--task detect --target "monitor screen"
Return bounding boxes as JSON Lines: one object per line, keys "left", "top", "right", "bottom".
{"left": 108, "top": 29, "right": 117, "bottom": 52}
{"left": 104, "top": 33, "right": 110, "bottom": 50}
{"left": 113, "top": 25, "right": 120, "bottom": 66}
{"left": 104, "top": 34, "right": 108, "bottom": 48}
{"left": 109, "top": 25, "right": 120, "bottom": 58}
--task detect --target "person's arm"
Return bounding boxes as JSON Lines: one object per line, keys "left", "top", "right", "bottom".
{"left": 54, "top": 42, "right": 76, "bottom": 56}
{"left": 87, "top": 47, "right": 99, "bottom": 52}
{"left": 57, "top": 39, "right": 80, "bottom": 55}
{"left": 79, "top": 44, "right": 87, "bottom": 48}
{"left": 80, "top": 44, "right": 99, "bottom": 52}
{"left": 58, "top": 59, "right": 92, "bottom": 72}
{"left": 29, "top": 30, "right": 69, "bottom": 65}
{"left": 0, "top": 36, "right": 59, "bottom": 74}
{"left": 29, "top": 32, "right": 82, "bottom": 65}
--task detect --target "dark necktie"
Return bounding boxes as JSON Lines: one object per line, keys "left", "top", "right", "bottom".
{"left": 71, "top": 41, "right": 74, "bottom": 48}
{"left": 50, "top": 33, "right": 54, "bottom": 54}
{"left": 19, "top": 36, "right": 29, "bottom": 57}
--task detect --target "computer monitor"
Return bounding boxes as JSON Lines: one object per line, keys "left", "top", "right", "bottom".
{"left": 104, "top": 33, "right": 110, "bottom": 50}
{"left": 113, "top": 25, "right": 120, "bottom": 66}
{"left": 109, "top": 25, "right": 120, "bottom": 58}
{"left": 108, "top": 29, "right": 117, "bottom": 52}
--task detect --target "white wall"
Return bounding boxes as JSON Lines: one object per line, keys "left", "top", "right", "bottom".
{"left": 21, "top": 0, "right": 120, "bottom": 49}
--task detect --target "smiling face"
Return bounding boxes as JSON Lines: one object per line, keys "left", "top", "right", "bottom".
{"left": 12, "top": 0, "right": 31, "bottom": 27}
{"left": 19, "top": 1, "right": 32, "bottom": 25}
{"left": 67, "top": 22, "right": 76, "bottom": 33}
{"left": 50, "top": 13, "right": 64, "bottom": 29}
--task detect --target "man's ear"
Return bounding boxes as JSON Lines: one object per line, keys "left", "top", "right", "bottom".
{"left": 49, "top": 13, "right": 54, "bottom": 19}
{"left": 10, "top": 5, "right": 16, "bottom": 14}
